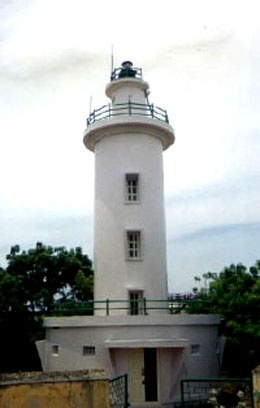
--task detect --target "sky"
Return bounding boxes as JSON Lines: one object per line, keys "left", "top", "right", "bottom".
{"left": 0, "top": 0, "right": 259, "bottom": 292}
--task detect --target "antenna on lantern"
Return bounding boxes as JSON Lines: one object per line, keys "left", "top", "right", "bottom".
{"left": 111, "top": 45, "right": 114, "bottom": 73}
{"left": 89, "top": 95, "right": 92, "bottom": 116}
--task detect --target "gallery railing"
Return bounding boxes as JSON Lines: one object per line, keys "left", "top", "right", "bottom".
{"left": 52, "top": 296, "right": 205, "bottom": 316}
{"left": 86, "top": 101, "right": 169, "bottom": 126}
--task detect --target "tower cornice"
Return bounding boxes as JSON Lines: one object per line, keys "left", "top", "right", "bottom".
{"left": 105, "top": 77, "right": 149, "bottom": 100}
{"left": 83, "top": 115, "right": 175, "bottom": 152}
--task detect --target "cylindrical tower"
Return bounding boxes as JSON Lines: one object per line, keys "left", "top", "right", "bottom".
{"left": 83, "top": 61, "right": 175, "bottom": 315}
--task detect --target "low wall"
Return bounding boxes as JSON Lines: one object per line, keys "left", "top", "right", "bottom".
{"left": 0, "top": 370, "right": 110, "bottom": 408}
{"left": 253, "top": 366, "right": 260, "bottom": 408}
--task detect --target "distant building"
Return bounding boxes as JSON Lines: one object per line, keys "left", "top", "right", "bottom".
{"left": 37, "top": 61, "right": 222, "bottom": 406}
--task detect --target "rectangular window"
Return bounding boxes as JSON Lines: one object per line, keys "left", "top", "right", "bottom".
{"left": 126, "top": 230, "right": 141, "bottom": 259}
{"left": 83, "top": 346, "right": 95, "bottom": 356}
{"left": 52, "top": 345, "right": 59, "bottom": 356}
{"left": 129, "top": 291, "right": 144, "bottom": 315}
{"left": 126, "top": 174, "right": 139, "bottom": 202}
{"left": 191, "top": 344, "right": 201, "bottom": 355}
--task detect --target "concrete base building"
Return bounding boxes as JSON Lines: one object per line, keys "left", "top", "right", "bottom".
{"left": 37, "top": 314, "right": 221, "bottom": 406}
{"left": 37, "top": 61, "right": 222, "bottom": 406}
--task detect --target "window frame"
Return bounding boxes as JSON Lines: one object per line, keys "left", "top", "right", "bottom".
{"left": 52, "top": 345, "right": 59, "bottom": 356}
{"left": 129, "top": 290, "right": 144, "bottom": 315}
{"left": 126, "top": 230, "right": 142, "bottom": 260}
{"left": 125, "top": 173, "right": 140, "bottom": 203}
{"left": 83, "top": 346, "right": 96, "bottom": 356}
{"left": 190, "top": 344, "right": 201, "bottom": 355}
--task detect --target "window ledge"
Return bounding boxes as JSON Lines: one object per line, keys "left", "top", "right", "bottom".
{"left": 125, "top": 257, "right": 143, "bottom": 261}
{"left": 125, "top": 201, "right": 141, "bottom": 205}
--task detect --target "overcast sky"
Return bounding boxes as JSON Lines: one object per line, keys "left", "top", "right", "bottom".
{"left": 0, "top": 0, "right": 259, "bottom": 292}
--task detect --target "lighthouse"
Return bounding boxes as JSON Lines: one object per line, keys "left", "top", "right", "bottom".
{"left": 37, "top": 61, "right": 222, "bottom": 407}
{"left": 83, "top": 61, "right": 175, "bottom": 314}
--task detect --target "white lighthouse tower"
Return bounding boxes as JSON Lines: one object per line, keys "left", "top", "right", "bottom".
{"left": 83, "top": 61, "right": 175, "bottom": 314}
{"left": 38, "top": 61, "right": 222, "bottom": 406}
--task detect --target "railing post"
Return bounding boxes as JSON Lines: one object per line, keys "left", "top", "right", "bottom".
{"left": 128, "top": 99, "right": 132, "bottom": 115}
{"left": 108, "top": 103, "right": 111, "bottom": 117}
{"left": 180, "top": 379, "right": 184, "bottom": 408}
{"left": 124, "top": 374, "right": 129, "bottom": 407}
{"left": 106, "top": 299, "right": 109, "bottom": 316}
{"left": 143, "top": 297, "right": 147, "bottom": 315}
{"left": 151, "top": 103, "right": 154, "bottom": 118}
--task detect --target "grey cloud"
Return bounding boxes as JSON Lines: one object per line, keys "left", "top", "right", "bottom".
{"left": 0, "top": 213, "right": 93, "bottom": 267}
{"left": 143, "top": 31, "right": 235, "bottom": 72}
{"left": 0, "top": 50, "right": 104, "bottom": 80}
{"left": 173, "top": 221, "right": 260, "bottom": 242}
{"left": 167, "top": 220, "right": 260, "bottom": 291}
{"left": 165, "top": 171, "right": 260, "bottom": 207}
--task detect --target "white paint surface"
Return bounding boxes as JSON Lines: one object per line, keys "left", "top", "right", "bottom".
{"left": 84, "top": 74, "right": 174, "bottom": 311}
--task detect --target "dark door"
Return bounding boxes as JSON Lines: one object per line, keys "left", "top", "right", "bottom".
{"left": 144, "top": 348, "right": 158, "bottom": 401}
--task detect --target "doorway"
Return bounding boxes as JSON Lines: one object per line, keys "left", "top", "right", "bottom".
{"left": 129, "top": 348, "right": 158, "bottom": 403}
{"left": 129, "top": 291, "right": 144, "bottom": 315}
{"left": 144, "top": 348, "right": 158, "bottom": 401}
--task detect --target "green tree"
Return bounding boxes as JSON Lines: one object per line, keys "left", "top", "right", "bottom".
{"left": 188, "top": 262, "right": 260, "bottom": 375}
{"left": 2, "top": 242, "right": 93, "bottom": 313}
{"left": 74, "top": 269, "right": 94, "bottom": 301}
{"left": 0, "top": 243, "right": 94, "bottom": 372}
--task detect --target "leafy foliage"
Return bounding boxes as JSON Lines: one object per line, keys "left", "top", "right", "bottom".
{"left": 0, "top": 243, "right": 94, "bottom": 372}
{"left": 187, "top": 262, "right": 260, "bottom": 375}
{"left": 1, "top": 242, "right": 93, "bottom": 313}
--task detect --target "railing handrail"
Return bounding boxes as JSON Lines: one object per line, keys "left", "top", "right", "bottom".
{"left": 86, "top": 101, "right": 169, "bottom": 126}
{"left": 52, "top": 297, "right": 201, "bottom": 316}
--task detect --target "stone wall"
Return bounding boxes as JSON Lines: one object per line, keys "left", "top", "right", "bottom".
{"left": 0, "top": 370, "right": 110, "bottom": 408}
{"left": 253, "top": 366, "right": 260, "bottom": 408}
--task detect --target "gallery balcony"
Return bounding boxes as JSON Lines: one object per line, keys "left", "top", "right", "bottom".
{"left": 51, "top": 296, "right": 209, "bottom": 317}
{"left": 86, "top": 101, "right": 169, "bottom": 127}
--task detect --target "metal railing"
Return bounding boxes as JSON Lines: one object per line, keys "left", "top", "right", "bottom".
{"left": 180, "top": 377, "right": 254, "bottom": 408}
{"left": 86, "top": 101, "right": 169, "bottom": 126}
{"left": 109, "top": 374, "right": 129, "bottom": 408}
{"left": 110, "top": 66, "right": 143, "bottom": 81}
{"left": 52, "top": 297, "right": 197, "bottom": 316}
